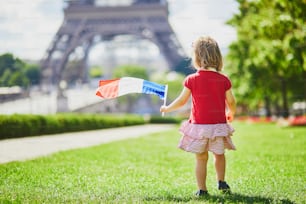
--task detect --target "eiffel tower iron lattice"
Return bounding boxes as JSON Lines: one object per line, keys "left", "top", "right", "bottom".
{"left": 40, "top": 0, "right": 188, "bottom": 88}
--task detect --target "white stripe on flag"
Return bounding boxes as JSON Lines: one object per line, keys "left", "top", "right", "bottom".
{"left": 118, "top": 77, "right": 143, "bottom": 97}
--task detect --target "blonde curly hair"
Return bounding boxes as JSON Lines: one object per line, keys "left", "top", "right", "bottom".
{"left": 192, "top": 36, "right": 223, "bottom": 71}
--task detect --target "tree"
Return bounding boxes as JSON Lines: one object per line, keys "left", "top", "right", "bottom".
{"left": 8, "top": 72, "right": 29, "bottom": 87}
{"left": 25, "top": 64, "right": 41, "bottom": 85}
{"left": 226, "top": 0, "right": 306, "bottom": 117}
{"left": 113, "top": 65, "right": 148, "bottom": 79}
{"left": 0, "top": 70, "right": 11, "bottom": 86}
{"left": 0, "top": 53, "right": 25, "bottom": 87}
{"left": 0, "top": 53, "right": 16, "bottom": 76}
{"left": 0, "top": 53, "right": 39, "bottom": 88}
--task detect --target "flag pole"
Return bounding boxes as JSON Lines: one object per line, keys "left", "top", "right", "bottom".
{"left": 162, "top": 84, "right": 168, "bottom": 117}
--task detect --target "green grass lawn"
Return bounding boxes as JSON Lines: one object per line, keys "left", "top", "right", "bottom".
{"left": 0, "top": 122, "right": 305, "bottom": 203}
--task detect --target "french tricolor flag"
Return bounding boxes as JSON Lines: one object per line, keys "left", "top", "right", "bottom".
{"left": 96, "top": 77, "right": 168, "bottom": 100}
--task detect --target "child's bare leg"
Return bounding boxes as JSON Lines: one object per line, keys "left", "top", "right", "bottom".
{"left": 195, "top": 151, "right": 209, "bottom": 190}
{"left": 214, "top": 153, "right": 231, "bottom": 193}
{"left": 214, "top": 153, "right": 226, "bottom": 181}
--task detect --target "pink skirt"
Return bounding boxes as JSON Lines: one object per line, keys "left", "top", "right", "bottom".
{"left": 178, "top": 121, "right": 236, "bottom": 154}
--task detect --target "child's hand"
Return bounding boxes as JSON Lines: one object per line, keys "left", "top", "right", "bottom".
{"left": 160, "top": 105, "right": 167, "bottom": 113}
{"left": 226, "top": 111, "right": 234, "bottom": 122}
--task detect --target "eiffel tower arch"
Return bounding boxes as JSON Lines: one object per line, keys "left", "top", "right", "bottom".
{"left": 40, "top": 0, "right": 188, "bottom": 89}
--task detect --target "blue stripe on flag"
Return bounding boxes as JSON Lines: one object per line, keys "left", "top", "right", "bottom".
{"left": 142, "top": 80, "right": 166, "bottom": 99}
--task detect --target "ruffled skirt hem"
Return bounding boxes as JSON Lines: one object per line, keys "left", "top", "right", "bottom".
{"left": 178, "top": 121, "right": 236, "bottom": 154}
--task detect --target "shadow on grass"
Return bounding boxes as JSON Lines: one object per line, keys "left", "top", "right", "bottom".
{"left": 144, "top": 193, "right": 295, "bottom": 204}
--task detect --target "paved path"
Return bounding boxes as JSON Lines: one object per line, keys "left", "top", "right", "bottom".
{"left": 0, "top": 124, "right": 175, "bottom": 164}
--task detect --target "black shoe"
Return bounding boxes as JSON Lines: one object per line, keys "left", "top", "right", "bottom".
{"left": 218, "top": 181, "right": 231, "bottom": 194}
{"left": 195, "top": 189, "right": 209, "bottom": 197}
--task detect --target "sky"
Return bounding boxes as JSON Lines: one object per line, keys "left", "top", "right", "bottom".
{"left": 0, "top": 0, "right": 239, "bottom": 61}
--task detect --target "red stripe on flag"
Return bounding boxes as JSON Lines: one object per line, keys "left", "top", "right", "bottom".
{"left": 96, "top": 79, "right": 119, "bottom": 99}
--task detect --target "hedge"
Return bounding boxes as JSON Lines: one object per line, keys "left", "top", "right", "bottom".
{"left": 149, "top": 115, "right": 184, "bottom": 124}
{"left": 0, "top": 114, "right": 184, "bottom": 140}
{"left": 0, "top": 114, "right": 146, "bottom": 140}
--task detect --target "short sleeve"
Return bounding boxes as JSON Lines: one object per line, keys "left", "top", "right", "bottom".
{"left": 183, "top": 76, "right": 192, "bottom": 90}
{"left": 225, "top": 77, "right": 232, "bottom": 90}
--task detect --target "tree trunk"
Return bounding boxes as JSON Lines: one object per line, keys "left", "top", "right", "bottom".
{"left": 281, "top": 78, "right": 289, "bottom": 118}
{"left": 264, "top": 96, "right": 271, "bottom": 118}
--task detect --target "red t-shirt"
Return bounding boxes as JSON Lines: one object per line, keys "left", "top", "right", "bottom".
{"left": 184, "top": 70, "right": 232, "bottom": 124}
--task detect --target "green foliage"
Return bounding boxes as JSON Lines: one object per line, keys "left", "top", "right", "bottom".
{"left": 0, "top": 122, "right": 304, "bottom": 203}
{"left": 113, "top": 64, "right": 148, "bottom": 79}
{"left": 0, "top": 114, "right": 182, "bottom": 140}
{"left": 0, "top": 53, "right": 41, "bottom": 87}
{"left": 149, "top": 115, "right": 183, "bottom": 124}
{"left": 226, "top": 0, "right": 306, "bottom": 116}
{"left": 0, "top": 69, "right": 11, "bottom": 86}
{"left": 8, "top": 71, "right": 29, "bottom": 87}
{"left": 25, "top": 64, "right": 40, "bottom": 85}
{"left": 0, "top": 114, "right": 145, "bottom": 139}
{"left": 0, "top": 53, "right": 23, "bottom": 75}
{"left": 89, "top": 65, "right": 103, "bottom": 78}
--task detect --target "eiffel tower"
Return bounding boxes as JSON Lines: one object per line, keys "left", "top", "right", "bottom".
{"left": 40, "top": 0, "right": 187, "bottom": 88}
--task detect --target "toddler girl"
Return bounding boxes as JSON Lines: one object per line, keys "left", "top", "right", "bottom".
{"left": 160, "top": 36, "right": 236, "bottom": 196}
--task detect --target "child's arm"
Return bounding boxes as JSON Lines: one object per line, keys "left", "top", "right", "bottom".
{"left": 160, "top": 87, "right": 191, "bottom": 113}
{"left": 225, "top": 89, "right": 236, "bottom": 122}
